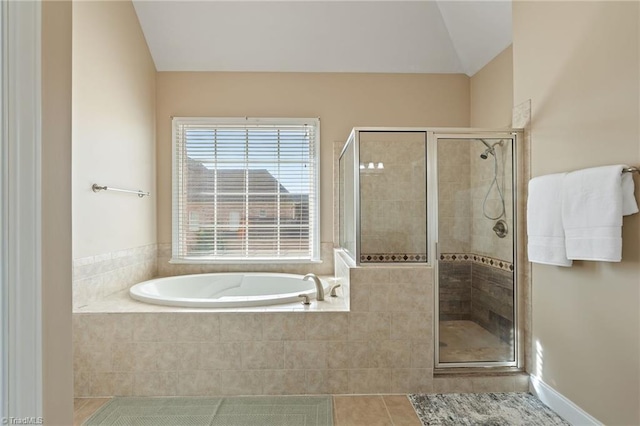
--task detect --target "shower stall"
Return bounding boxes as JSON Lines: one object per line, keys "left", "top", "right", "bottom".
{"left": 339, "top": 127, "right": 522, "bottom": 368}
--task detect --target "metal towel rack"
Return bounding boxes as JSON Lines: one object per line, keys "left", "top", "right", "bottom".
{"left": 92, "top": 184, "right": 150, "bottom": 198}
{"left": 623, "top": 167, "right": 639, "bottom": 174}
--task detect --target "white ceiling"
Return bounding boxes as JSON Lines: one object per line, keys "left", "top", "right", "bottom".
{"left": 133, "top": 1, "right": 511, "bottom": 77}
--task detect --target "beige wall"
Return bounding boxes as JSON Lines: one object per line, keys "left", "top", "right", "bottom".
{"left": 156, "top": 72, "right": 470, "bottom": 265}
{"left": 514, "top": 2, "right": 640, "bottom": 424}
{"left": 42, "top": 1, "right": 73, "bottom": 424}
{"left": 470, "top": 45, "right": 513, "bottom": 128}
{"left": 73, "top": 0, "right": 157, "bottom": 259}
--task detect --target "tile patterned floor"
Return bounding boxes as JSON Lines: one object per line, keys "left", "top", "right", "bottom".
{"left": 439, "top": 320, "right": 513, "bottom": 363}
{"left": 74, "top": 395, "right": 420, "bottom": 426}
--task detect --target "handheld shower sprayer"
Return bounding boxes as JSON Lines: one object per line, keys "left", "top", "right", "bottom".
{"left": 477, "top": 139, "right": 507, "bottom": 232}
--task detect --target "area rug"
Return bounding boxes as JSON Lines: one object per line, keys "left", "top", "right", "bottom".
{"left": 408, "top": 393, "right": 570, "bottom": 426}
{"left": 84, "top": 396, "right": 333, "bottom": 426}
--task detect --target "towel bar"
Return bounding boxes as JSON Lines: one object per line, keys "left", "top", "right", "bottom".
{"left": 92, "top": 184, "right": 150, "bottom": 198}
{"left": 623, "top": 167, "right": 639, "bottom": 174}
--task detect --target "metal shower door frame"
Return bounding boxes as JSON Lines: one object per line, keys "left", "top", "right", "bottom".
{"left": 430, "top": 129, "right": 523, "bottom": 370}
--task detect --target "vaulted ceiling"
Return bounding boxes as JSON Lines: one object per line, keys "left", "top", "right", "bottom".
{"left": 133, "top": 1, "right": 511, "bottom": 77}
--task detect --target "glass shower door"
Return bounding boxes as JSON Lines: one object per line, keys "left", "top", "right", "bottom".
{"left": 435, "top": 134, "right": 517, "bottom": 367}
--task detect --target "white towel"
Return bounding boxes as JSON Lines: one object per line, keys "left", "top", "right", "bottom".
{"left": 622, "top": 172, "right": 639, "bottom": 216}
{"left": 527, "top": 173, "right": 572, "bottom": 267}
{"left": 562, "top": 165, "right": 638, "bottom": 262}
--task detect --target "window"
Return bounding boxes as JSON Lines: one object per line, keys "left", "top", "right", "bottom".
{"left": 172, "top": 117, "right": 320, "bottom": 262}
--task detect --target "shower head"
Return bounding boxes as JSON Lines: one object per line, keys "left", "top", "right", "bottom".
{"left": 478, "top": 139, "right": 501, "bottom": 159}
{"left": 480, "top": 148, "right": 494, "bottom": 160}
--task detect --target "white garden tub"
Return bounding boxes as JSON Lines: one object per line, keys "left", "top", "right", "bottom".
{"left": 129, "top": 273, "right": 330, "bottom": 308}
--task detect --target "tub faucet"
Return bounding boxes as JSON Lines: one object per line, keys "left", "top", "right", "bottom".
{"left": 303, "top": 273, "right": 325, "bottom": 301}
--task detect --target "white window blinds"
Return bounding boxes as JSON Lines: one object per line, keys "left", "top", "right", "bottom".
{"left": 172, "top": 117, "right": 320, "bottom": 262}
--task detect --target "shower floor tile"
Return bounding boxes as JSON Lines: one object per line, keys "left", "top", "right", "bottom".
{"left": 439, "top": 320, "right": 513, "bottom": 363}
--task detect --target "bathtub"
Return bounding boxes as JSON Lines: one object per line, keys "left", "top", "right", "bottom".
{"left": 129, "top": 273, "right": 330, "bottom": 308}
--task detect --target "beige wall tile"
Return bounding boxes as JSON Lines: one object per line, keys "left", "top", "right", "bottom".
{"left": 411, "top": 341, "right": 434, "bottom": 369}
{"left": 219, "top": 314, "right": 263, "bottom": 341}
{"left": 74, "top": 345, "right": 112, "bottom": 372}
{"left": 133, "top": 314, "right": 179, "bottom": 342}
{"left": 326, "top": 341, "right": 349, "bottom": 369}
{"left": 73, "top": 245, "right": 157, "bottom": 309}
{"left": 388, "top": 268, "right": 432, "bottom": 284}
{"left": 218, "top": 371, "right": 263, "bottom": 395}
{"left": 131, "top": 343, "right": 157, "bottom": 372}
{"left": 369, "top": 340, "right": 412, "bottom": 368}
{"left": 391, "top": 368, "right": 433, "bottom": 393}
{"left": 348, "top": 312, "right": 390, "bottom": 341}
{"left": 74, "top": 314, "right": 116, "bottom": 345}
{"left": 348, "top": 282, "right": 370, "bottom": 312}
{"left": 390, "top": 312, "right": 431, "bottom": 340}
{"left": 176, "top": 371, "right": 220, "bottom": 396}
{"left": 262, "top": 313, "right": 306, "bottom": 340}
{"left": 133, "top": 372, "right": 177, "bottom": 396}
{"left": 368, "top": 284, "right": 393, "bottom": 312}
{"left": 470, "top": 375, "right": 516, "bottom": 393}
{"left": 110, "top": 314, "right": 135, "bottom": 341}
{"left": 388, "top": 282, "right": 431, "bottom": 312}
{"left": 284, "top": 341, "right": 327, "bottom": 369}
{"left": 90, "top": 372, "right": 133, "bottom": 397}
{"left": 175, "top": 314, "right": 220, "bottom": 342}
{"left": 199, "top": 342, "right": 243, "bottom": 370}
{"left": 263, "top": 370, "right": 306, "bottom": 395}
{"left": 305, "top": 370, "right": 349, "bottom": 394}
{"left": 111, "top": 342, "right": 136, "bottom": 372}
{"left": 304, "top": 313, "right": 348, "bottom": 340}
{"left": 346, "top": 341, "right": 371, "bottom": 369}
{"left": 432, "top": 377, "right": 473, "bottom": 393}
{"left": 350, "top": 268, "right": 390, "bottom": 285}
{"left": 175, "top": 343, "right": 200, "bottom": 371}
{"left": 348, "top": 369, "right": 392, "bottom": 394}
{"left": 241, "top": 341, "right": 284, "bottom": 370}
{"left": 156, "top": 342, "right": 181, "bottom": 371}
{"left": 74, "top": 370, "right": 92, "bottom": 398}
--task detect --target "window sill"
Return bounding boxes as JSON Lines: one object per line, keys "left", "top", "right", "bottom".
{"left": 169, "top": 258, "right": 323, "bottom": 265}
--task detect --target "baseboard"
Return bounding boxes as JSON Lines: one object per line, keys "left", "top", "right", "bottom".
{"left": 529, "top": 375, "right": 602, "bottom": 426}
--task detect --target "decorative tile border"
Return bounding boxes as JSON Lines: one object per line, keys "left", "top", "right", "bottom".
{"left": 439, "top": 252, "right": 514, "bottom": 272}
{"left": 360, "top": 253, "right": 428, "bottom": 263}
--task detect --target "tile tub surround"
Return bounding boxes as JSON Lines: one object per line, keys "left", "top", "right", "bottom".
{"left": 74, "top": 261, "right": 527, "bottom": 398}
{"left": 73, "top": 244, "right": 157, "bottom": 310}
{"left": 73, "top": 265, "right": 433, "bottom": 397}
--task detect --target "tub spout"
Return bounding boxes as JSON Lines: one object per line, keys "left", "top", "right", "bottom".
{"left": 303, "top": 273, "right": 325, "bottom": 301}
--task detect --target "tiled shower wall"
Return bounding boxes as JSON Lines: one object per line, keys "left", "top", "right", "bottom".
{"left": 469, "top": 142, "right": 514, "bottom": 263}
{"left": 73, "top": 251, "right": 528, "bottom": 397}
{"left": 437, "top": 139, "right": 513, "bottom": 262}
{"left": 359, "top": 132, "right": 427, "bottom": 262}
{"left": 439, "top": 256, "right": 514, "bottom": 342}
{"left": 73, "top": 244, "right": 157, "bottom": 310}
